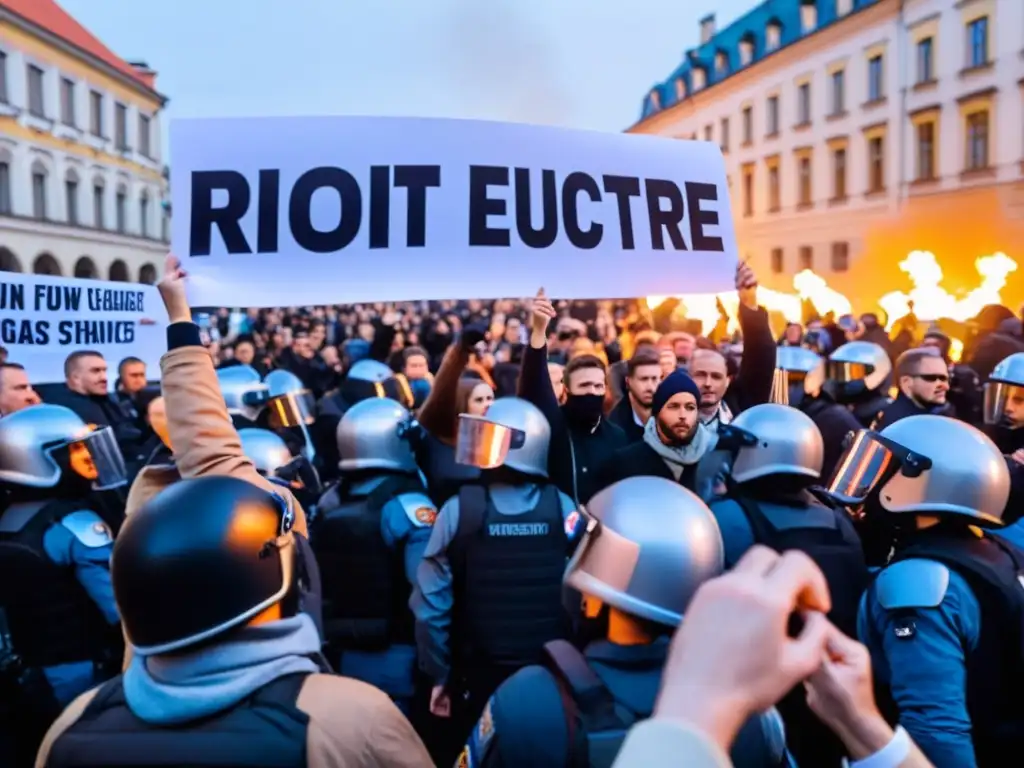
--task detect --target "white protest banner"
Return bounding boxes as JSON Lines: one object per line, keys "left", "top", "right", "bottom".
{"left": 171, "top": 116, "right": 738, "bottom": 307}
{"left": 0, "top": 273, "right": 168, "bottom": 385}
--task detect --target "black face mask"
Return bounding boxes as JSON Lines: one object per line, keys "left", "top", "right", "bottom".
{"left": 563, "top": 393, "right": 604, "bottom": 427}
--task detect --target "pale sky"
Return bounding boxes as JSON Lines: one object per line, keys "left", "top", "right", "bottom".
{"left": 59, "top": 0, "right": 754, "bottom": 161}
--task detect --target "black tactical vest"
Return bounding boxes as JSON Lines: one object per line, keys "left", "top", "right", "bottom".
{"left": 0, "top": 499, "right": 116, "bottom": 668}
{"left": 418, "top": 432, "right": 481, "bottom": 508}
{"left": 447, "top": 484, "right": 567, "bottom": 672}
{"left": 732, "top": 492, "right": 868, "bottom": 768}
{"left": 883, "top": 529, "right": 1024, "bottom": 765}
{"left": 312, "top": 474, "right": 423, "bottom": 650}
{"left": 45, "top": 672, "right": 310, "bottom": 767}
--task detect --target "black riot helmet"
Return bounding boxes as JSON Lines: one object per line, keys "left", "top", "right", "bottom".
{"left": 112, "top": 475, "right": 299, "bottom": 656}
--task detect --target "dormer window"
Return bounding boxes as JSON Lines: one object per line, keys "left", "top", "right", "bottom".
{"left": 837, "top": 0, "right": 853, "bottom": 15}
{"left": 801, "top": 2, "right": 818, "bottom": 34}
{"left": 766, "top": 21, "right": 782, "bottom": 51}
{"left": 692, "top": 67, "right": 707, "bottom": 91}
{"left": 715, "top": 51, "right": 728, "bottom": 75}
{"left": 650, "top": 88, "right": 662, "bottom": 110}
{"left": 739, "top": 35, "right": 755, "bottom": 66}
{"left": 675, "top": 77, "right": 687, "bottom": 100}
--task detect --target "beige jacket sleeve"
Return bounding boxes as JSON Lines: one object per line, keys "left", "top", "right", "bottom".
{"left": 612, "top": 719, "right": 733, "bottom": 768}
{"left": 34, "top": 688, "right": 100, "bottom": 768}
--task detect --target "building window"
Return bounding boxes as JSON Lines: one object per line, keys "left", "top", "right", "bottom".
{"left": 966, "top": 111, "right": 990, "bottom": 170}
{"left": 692, "top": 68, "right": 706, "bottom": 91}
{"left": 116, "top": 188, "right": 126, "bottom": 233}
{"left": 797, "top": 82, "right": 811, "bottom": 125}
{"left": 868, "top": 55, "right": 884, "bottom": 102}
{"left": 0, "top": 162, "right": 10, "bottom": 214}
{"left": 115, "top": 104, "right": 129, "bottom": 150}
{"left": 916, "top": 122, "right": 935, "bottom": 181}
{"left": 720, "top": 117, "right": 730, "bottom": 152}
{"left": 0, "top": 51, "right": 8, "bottom": 104}
{"left": 65, "top": 177, "right": 79, "bottom": 225}
{"left": 139, "top": 114, "right": 151, "bottom": 158}
{"left": 90, "top": 90, "right": 103, "bottom": 137}
{"left": 967, "top": 17, "right": 988, "bottom": 68}
{"left": 715, "top": 51, "right": 728, "bottom": 75}
{"left": 868, "top": 136, "right": 885, "bottom": 191}
{"left": 916, "top": 37, "right": 934, "bottom": 83}
{"left": 798, "top": 156, "right": 812, "bottom": 206}
{"left": 60, "top": 77, "right": 76, "bottom": 127}
{"left": 93, "top": 183, "right": 104, "bottom": 229}
{"left": 837, "top": 0, "right": 853, "bottom": 16}
{"left": 767, "top": 95, "right": 779, "bottom": 135}
{"left": 799, "top": 246, "right": 813, "bottom": 270}
{"left": 831, "top": 242, "right": 849, "bottom": 272}
{"left": 768, "top": 166, "right": 780, "bottom": 211}
{"left": 831, "top": 70, "right": 845, "bottom": 115}
{"left": 27, "top": 64, "right": 45, "bottom": 118}
{"left": 739, "top": 39, "right": 754, "bottom": 66}
{"left": 742, "top": 106, "right": 753, "bottom": 144}
{"left": 704, "top": 124, "right": 713, "bottom": 142}
{"left": 675, "top": 78, "right": 686, "bottom": 101}
{"left": 140, "top": 193, "right": 149, "bottom": 237}
{"left": 766, "top": 22, "right": 781, "bottom": 52}
{"left": 32, "top": 168, "right": 47, "bottom": 220}
{"left": 800, "top": 3, "right": 817, "bottom": 33}
{"left": 833, "top": 147, "right": 847, "bottom": 199}
{"left": 743, "top": 169, "right": 754, "bottom": 217}
{"left": 771, "top": 248, "right": 784, "bottom": 274}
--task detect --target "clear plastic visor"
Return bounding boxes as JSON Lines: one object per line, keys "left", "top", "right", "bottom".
{"left": 982, "top": 381, "right": 1024, "bottom": 427}
{"left": 266, "top": 390, "right": 316, "bottom": 428}
{"left": 825, "top": 361, "right": 872, "bottom": 383}
{"left": 826, "top": 430, "right": 897, "bottom": 505}
{"left": 61, "top": 425, "right": 128, "bottom": 490}
{"left": 455, "top": 414, "right": 526, "bottom": 469}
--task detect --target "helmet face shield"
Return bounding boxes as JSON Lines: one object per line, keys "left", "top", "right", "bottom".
{"left": 266, "top": 390, "right": 316, "bottom": 428}
{"left": 983, "top": 381, "right": 1024, "bottom": 427}
{"left": 825, "top": 360, "right": 872, "bottom": 383}
{"left": 454, "top": 414, "right": 527, "bottom": 469}
{"left": 62, "top": 425, "right": 128, "bottom": 490}
{"left": 826, "top": 430, "right": 931, "bottom": 506}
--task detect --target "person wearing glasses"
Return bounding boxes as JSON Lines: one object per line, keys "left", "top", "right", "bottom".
{"left": 871, "top": 348, "right": 953, "bottom": 431}
{"left": 830, "top": 415, "right": 1024, "bottom": 767}
{"left": 456, "top": 475, "right": 789, "bottom": 768}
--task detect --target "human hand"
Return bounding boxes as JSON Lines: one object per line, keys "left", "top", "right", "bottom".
{"left": 157, "top": 254, "right": 192, "bottom": 324}
{"left": 429, "top": 685, "right": 451, "bottom": 718}
{"left": 736, "top": 261, "right": 758, "bottom": 310}
{"left": 530, "top": 288, "right": 557, "bottom": 348}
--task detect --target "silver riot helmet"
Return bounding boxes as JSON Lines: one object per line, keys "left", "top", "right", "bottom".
{"left": 216, "top": 365, "right": 270, "bottom": 422}
{"left": 336, "top": 397, "right": 420, "bottom": 473}
{"left": 983, "top": 352, "right": 1024, "bottom": 429}
{"left": 263, "top": 369, "right": 316, "bottom": 428}
{"left": 566, "top": 476, "right": 724, "bottom": 626}
{"left": 0, "top": 404, "right": 127, "bottom": 490}
{"left": 826, "top": 341, "right": 892, "bottom": 394}
{"left": 827, "top": 415, "right": 1009, "bottom": 526}
{"left": 455, "top": 396, "right": 550, "bottom": 478}
{"left": 238, "top": 428, "right": 294, "bottom": 477}
{"left": 340, "top": 358, "right": 409, "bottom": 408}
{"left": 771, "top": 346, "right": 825, "bottom": 406}
{"left": 729, "top": 404, "right": 824, "bottom": 484}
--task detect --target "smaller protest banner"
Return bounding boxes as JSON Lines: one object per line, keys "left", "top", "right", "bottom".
{"left": 0, "top": 273, "right": 168, "bottom": 385}
{"left": 171, "top": 116, "right": 738, "bottom": 307}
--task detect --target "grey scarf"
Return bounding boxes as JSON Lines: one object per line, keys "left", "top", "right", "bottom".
{"left": 643, "top": 418, "right": 718, "bottom": 481}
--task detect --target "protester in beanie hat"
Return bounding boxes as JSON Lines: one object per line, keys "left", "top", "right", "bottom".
{"left": 651, "top": 370, "right": 702, "bottom": 419}
{"left": 639, "top": 368, "right": 718, "bottom": 483}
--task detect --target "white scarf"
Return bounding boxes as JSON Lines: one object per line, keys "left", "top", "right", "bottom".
{"left": 642, "top": 417, "right": 718, "bottom": 481}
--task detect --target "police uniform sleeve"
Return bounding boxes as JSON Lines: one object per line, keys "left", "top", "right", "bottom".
{"left": 458, "top": 665, "right": 570, "bottom": 768}
{"left": 557, "top": 491, "right": 586, "bottom": 550}
{"left": 381, "top": 492, "right": 437, "bottom": 585}
{"left": 42, "top": 512, "right": 119, "bottom": 625}
{"left": 861, "top": 560, "right": 979, "bottom": 768}
{"left": 707, "top": 499, "right": 756, "bottom": 569}
{"left": 410, "top": 496, "right": 460, "bottom": 686}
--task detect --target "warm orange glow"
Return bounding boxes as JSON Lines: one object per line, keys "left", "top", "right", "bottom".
{"left": 225, "top": 503, "right": 279, "bottom": 549}
{"left": 68, "top": 440, "right": 98, "bottom": 481}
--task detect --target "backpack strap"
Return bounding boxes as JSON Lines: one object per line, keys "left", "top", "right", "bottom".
{"left": 731, "top": 494, "right": 775, "bottom": 547}
{"left": 251, "top": 672, "right": 313, "bottom": 711}
{"left": 543, "top": 639, "right": 627, "bottom": 768}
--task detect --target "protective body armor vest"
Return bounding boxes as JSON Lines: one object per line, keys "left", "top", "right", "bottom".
{"left": 882, "top": 529, "right": 1024, "bottom": 765}
{"left": 731, "top": 492, "right": 869, "bottom": 768}
{"left": 0, "top": 499, "right": 115, "bottom": 668}
{"left": 44, "top": 673, "right": 310, "bottom": 767}
{"left": 312, "top": 474, "right": 422, "bottom": 650}
{"left": 448, "top": 484, "right": 567, "bottom": 671}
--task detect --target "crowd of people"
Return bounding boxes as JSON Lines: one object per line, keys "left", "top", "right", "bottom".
{"left": 2, "top": 253, "right": 1024, "bottom": 767}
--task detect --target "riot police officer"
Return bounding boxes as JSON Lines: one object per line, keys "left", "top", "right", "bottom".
{"left": 829, "top": 415, "right": 1024, "bottom": 766}
{"left": 411, "top": 397, "right": 578, "bottom": 761}
{"left": 772, "top": 346, "right": 861, "bottom": 480}
{"left": 979, "top": 351, "right": 1024, "bottom": 531}
{"left": 709, "top": 403, "right": 868, "bottom": 767}
{"left": 825, "top": 340, "right": 893, "bottom": 427}
{"left": 215, "top": 364, "right": 269, "bottom": 430}
{"left": 459, "top": 476, "right": 789, "bottom": 767}
{"left": 35, "top": 475, "right": 432, "bottom": 767}
{"left": 263, "top": 369, "right": 318, "bottom": 460}
{"left": 0, "top": 405, "right": 125, "bottom": 764}
{"left": 310, "top": 397, "right": 435, "bottom": 715}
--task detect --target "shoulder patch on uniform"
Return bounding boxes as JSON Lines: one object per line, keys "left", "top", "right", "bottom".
{"left": 876, "top": 558, "right": 950, "bottom": 610}
{"left": 60, "top": 510, "right": 113, "bottom": 548}
{"left": 564, "top": 509, "right": 580, "bottom": 537}
{"left": 398, "top": 493, "right": 437, "bottom": 527}
{"left": 466, "top": 698, "right": 495, "bottom": 765}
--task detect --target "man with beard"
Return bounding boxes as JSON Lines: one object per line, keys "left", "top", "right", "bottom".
{"left": 608, "top": 349, "right": 661, "bottom": 443}
{"left": 873, "top": 348, "right": 954, "bottom": 430}
{"left": 596, "top": 370, "right": 717, "bottom": 493}
{"left": 518, "top": 290, "right": 627, "bottom": 506}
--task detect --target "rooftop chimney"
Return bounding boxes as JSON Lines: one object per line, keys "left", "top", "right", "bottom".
{"left": 128, "top": 60, "right": 157, "bottom": 88}
{"left": 700, "top": 13, "right": 717, "bottom": 45}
